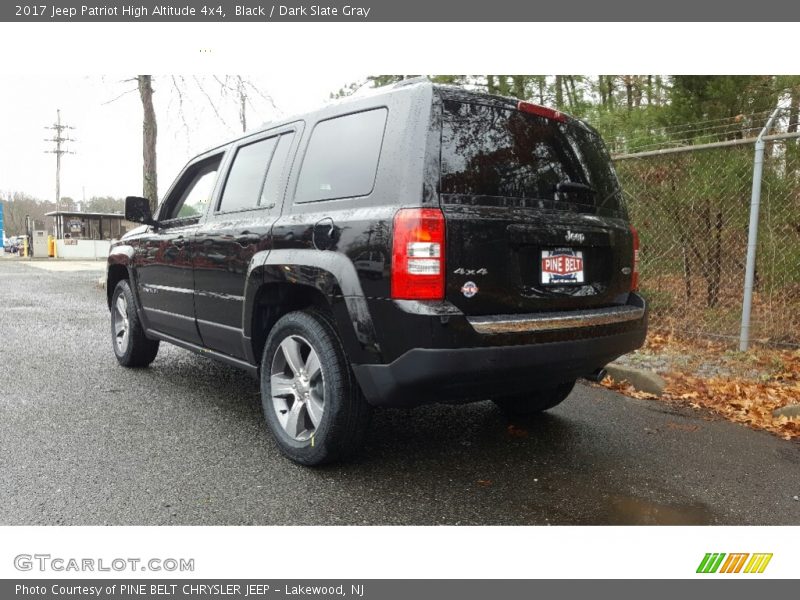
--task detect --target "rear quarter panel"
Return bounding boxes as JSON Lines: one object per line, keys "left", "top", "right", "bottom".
{"left": 268, "top": 84, "right": 436, "bottom": 362}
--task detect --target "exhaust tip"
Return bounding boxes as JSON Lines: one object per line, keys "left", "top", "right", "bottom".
{"left": 584, "top": 367, "right": 608, "bottom": 383}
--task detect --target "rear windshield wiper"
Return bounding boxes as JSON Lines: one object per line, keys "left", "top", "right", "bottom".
{"left": 555, "top": 181, "right": 596, "bottom": 196}
{"left": 556, "top": 180, "right": 623, "bottom": 210}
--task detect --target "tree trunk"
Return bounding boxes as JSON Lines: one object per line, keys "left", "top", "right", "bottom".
{"left": 599, "top": 76, "right": 607, "bottom": 107}
{"left": 555, "top": 75, "right": 564, "bottom": 109}
{"left": 566, "top": 76, "right": 579, "bottom": 108}
{"left": 654, "top": 75, "right": 663, "bottom": 106}
{"left": 497, "top": 76, "right": 510, "bottom": 96}
{"left": 486, "top": 75, "right": 497, "bottom": 94}
{"left": 633, "top": 76, "right": 643, "bottom": 107}
{"left": 511, "top": 75, "right": 525, "bottom": 100}
{"left": 623, "top": 75, "right": 634, "bottom": 111}
{"left": 606, "top": 76, "right": 616, "bottom": 108}
{"left": 237, "top": 76, "right": 247, "bottom": 132}
{"left": 682, "top": 243, "right": 693, "bottom": 302}
{"left": 138, "top": 75, "right": 158, "bottom": 212}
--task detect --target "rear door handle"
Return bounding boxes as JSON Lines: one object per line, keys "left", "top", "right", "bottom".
{"left": 236, "top": 231, "right": 260, "bottom": 246}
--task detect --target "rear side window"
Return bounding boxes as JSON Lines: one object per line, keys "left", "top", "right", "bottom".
{"left": 218, "top": 137, "right": 278, "bottom": 212}
{"left": 295, "top": 108, "right": 388, "bottom": 203}
{"left": 260, "top": 133, "right": 295, "bottom": 207}
{"left": 440, "top": 100, "right": 624, "bottom": 216}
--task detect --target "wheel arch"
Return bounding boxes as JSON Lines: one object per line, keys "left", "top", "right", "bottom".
{"left": 106, "top": 246, "right": 136, "bottom": 308}
{"left": 243, "top": 249, "right": 381, "bottom": 367}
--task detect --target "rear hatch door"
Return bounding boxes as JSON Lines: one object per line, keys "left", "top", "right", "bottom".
{"left": 439, "top": 96, "right": 635, "bottom": 316}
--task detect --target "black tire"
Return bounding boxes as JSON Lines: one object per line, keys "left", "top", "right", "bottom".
{"left": 110, "top": 279, "right": 160, "bottom": 367}
{"left": 493, "top": 380, "right": 576, "bottom": 416}
{"left": 260, "top": 309, "right": 372, "bottom": 466}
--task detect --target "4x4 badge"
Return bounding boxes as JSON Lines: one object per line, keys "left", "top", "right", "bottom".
{"left": 453, "top": 267, "right": 488, "bottom": 276}
{"left": 461, "top": 281, "right": 479, "bottom": 298}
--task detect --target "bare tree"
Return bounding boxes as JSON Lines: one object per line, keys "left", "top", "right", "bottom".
{"left": 138, "top": 75, "right": 158, "bottom": 211}
{"left": 236, "top": 77, "right": 247, "bottom": 131}
{"left": 208, "top": 75, "right": 277, "bottom": 133}
{"left": 105, "top": 74, "right": 276, "bottom": 211}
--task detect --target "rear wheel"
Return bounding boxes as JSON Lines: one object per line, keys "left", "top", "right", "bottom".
{"left": 260, "top": 310, "right": 371, "bottom": 466}
{"left": 110, "top": 279, "right": 160, "bottom": 367}
{"left": 493, "top": 380, "right": 576, "bottom": 416}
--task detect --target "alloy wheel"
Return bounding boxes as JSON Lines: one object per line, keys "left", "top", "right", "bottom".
{"left": 270, "top": 335, "right": 325, "bottom": 441}
{"left": 112, "top": 294, "right": 130, "bottom": 354}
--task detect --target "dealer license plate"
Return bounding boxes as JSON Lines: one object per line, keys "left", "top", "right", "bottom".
{"left": 541, "top": 248, "right": 585, "bottom": 284}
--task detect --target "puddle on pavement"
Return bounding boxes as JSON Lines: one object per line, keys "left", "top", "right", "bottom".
{"left": 605, "top": 495, "right": 714, "bottom": 525}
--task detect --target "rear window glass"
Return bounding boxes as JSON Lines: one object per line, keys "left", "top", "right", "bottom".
{"left": 295, "top": 108, "right": 388, "bottom": 203}
{"left": 440, "top": 100, "right": 624, "bottom": 216}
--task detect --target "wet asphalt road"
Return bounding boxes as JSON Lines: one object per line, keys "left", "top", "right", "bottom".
{"left": 1, "top": 258, "right": 799, "bottom": 525}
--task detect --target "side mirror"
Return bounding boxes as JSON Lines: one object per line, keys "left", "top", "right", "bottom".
{"left": 125, "top": 196, "right": 156, "bottom": 226}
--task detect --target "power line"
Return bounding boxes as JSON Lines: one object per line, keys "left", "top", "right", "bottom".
{"left": 44, "top": 109, "right": 76, "bottom": 237}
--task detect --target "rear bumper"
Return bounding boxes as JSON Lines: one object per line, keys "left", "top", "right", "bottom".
{"left": 467, "top": 303, "right": 644, "bottom": 334}
{"left": 353, "top": 294, "right": 647, "bottom": 408}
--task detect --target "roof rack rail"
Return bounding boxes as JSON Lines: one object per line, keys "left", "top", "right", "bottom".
{"left": 392, "top": 76, "right": 431, "bottom": 89}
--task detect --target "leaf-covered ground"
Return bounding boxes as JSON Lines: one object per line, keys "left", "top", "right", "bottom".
{"left": 601, "top": 334, "right": 800, "bottom": 440}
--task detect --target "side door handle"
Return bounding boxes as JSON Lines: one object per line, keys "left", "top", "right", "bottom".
{"left": 174, "top": 236, "right": 188, "bottom": 248}
{"left": 235, "top": 231, "right": 260, "bottom": 246}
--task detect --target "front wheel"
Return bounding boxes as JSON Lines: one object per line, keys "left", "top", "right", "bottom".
{"left": 110, "top": 279, "right": 160, "bottom": 367}
{"left": 493, "top": 380, "right": 576, "bottom": 416}
{"left": 260, "top": 310, "right": 372, "bottom": 466}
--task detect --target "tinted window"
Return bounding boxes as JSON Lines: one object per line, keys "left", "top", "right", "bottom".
{"left": 295, "top": 108, "right": 388, "bottom": 203}
{"left": 168, "top": 158, "right": 221, "bottom": 220}
{"left": 219, "top": 137, "right": 278, "bottom": 213}
{"left": 260, "top": 133, "right": 295, "bottom": 207}
{"left": 440, "top": 100, "right": 624, "bottom": 215}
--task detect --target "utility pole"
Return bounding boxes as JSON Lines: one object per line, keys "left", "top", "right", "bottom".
{"left": 44, "top": 109, "right": 76, "bottom": 238}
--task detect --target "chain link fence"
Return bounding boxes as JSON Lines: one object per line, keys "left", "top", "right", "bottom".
{"left": 614, "top": 111, "right": 800, "bottom": 348}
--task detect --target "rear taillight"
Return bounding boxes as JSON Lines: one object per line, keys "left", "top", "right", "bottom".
{"left": 391, "top": 208, "right": 445, "bottom": 300}
{"left": 630, "top": 225, "right": 640, "bottom": 291}
{"left": 517, "top": 100, "right": 567, "bottom": 123}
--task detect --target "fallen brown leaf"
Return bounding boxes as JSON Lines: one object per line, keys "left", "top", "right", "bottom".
{"left": 600, "top": 336, "right": 800, "bottom": 441}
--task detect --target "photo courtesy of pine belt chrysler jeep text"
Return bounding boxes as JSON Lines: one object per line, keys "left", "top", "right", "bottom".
{"left": 107, "top": 80, "right": 647, "bottom": 465}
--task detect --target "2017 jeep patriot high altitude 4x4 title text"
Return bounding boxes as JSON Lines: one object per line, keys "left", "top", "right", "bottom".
{"left": 107, "top": 80, "right": 647, "bottom": 465}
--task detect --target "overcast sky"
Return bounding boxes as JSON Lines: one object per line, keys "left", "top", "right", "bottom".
{"left": 0, "top": 72, "right": 367, "bottom": 204}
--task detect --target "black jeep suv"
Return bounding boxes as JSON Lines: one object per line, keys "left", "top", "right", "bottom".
{"left": 107, "top": 80, "right": 647, "bottom": 465}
